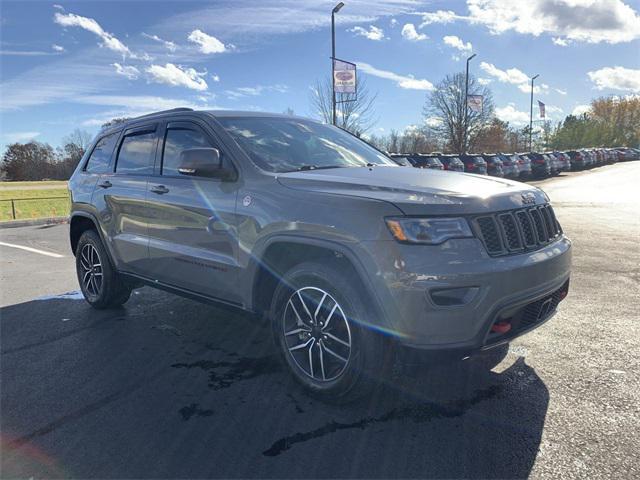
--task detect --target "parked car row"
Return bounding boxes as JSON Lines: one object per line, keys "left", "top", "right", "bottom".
{"left": 389, "top": 147, "right": 639, "bottom": 180}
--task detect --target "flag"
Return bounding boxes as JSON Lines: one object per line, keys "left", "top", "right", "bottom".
{"left": 538, "top": 100, "right": 546, "bottom": 119}
{"left": 333, "top": 58, "right": 356, "bottom": 94}
{"left": 467, "top": 95, "right": 483, "bottom": 113}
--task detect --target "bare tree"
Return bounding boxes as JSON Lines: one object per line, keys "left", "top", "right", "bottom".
{"left": 424, "top": 72, "right": 494, "bottom": 154}
{"left": 63, "top": 129, "right": 92, "bottom": 151}
{"left": 310, "top": 76, "right": 377, "bottom": 136}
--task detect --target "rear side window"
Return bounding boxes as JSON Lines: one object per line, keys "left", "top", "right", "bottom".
{"left": 116, "top": 131, "right": 156, "bottom": 175}
{"left": 85, "top": 132, "right": 118, "bottom": 173}
{"left": 162, "top": 128, "right": 212, "bottom": 176}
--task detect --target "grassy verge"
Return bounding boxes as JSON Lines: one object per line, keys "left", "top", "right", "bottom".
{"left": 0, "top": 187, "right": 70, "bottom": 221}
{"left": 0, "top": 180, "right": 68, "bottom": 188}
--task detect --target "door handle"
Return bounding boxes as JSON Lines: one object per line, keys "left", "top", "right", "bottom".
{"left": 97, "top": 180, "right": 112, "bottom": 189}
{"left": 150, "top": 185, "right": 170, "bottom": 194}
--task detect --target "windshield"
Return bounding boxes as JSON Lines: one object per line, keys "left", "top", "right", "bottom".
{"left": 217, "top": 116, "right": 396, "bottom": 173}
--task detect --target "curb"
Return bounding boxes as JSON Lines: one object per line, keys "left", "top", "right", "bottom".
{"left": 0, "top": 216, "right": 69, "bottom": 229}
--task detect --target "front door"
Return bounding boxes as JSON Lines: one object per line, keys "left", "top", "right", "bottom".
{"left": 146, "top": 120, "right": 241, "bottom": 304}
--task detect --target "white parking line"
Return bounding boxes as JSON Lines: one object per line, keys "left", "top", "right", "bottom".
{"left": 0, "top": 241, "right": 65, "bottom": 258}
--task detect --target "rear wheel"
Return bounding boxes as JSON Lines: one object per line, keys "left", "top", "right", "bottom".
{"left": 76, "top": 230, "right": 131, "bottom": 309}
{"left": 270, "top": 261, "right": 388, "bottom": 402}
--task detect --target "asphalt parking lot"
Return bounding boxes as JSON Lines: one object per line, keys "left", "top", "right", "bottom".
{"left": 1, "top": 162, "right": 639, "bottom": 479}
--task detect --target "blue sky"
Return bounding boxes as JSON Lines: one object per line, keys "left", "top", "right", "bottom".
{"left": 1, "top": 0, "right": 639, "bottom": 151}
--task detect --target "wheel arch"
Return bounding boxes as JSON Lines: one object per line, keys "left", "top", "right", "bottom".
{"left": 248, "top": 236, "right": 388, "bottom": 328}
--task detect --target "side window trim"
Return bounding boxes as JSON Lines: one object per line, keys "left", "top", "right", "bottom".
{"left": 83, "top": 131, "right": 121, "bottom": 173}
{"left": 114, "top": 123, "right": 159, "bottom": 175}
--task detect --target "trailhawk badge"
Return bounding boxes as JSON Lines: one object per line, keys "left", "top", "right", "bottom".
{"left": 521, "top": 192, "right": 536, "bottom": 205}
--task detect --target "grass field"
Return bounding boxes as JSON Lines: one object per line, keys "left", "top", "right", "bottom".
{"left": 0, "top": 183, "right": 69, "bottom": 221}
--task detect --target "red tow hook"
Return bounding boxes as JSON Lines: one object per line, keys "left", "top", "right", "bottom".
{"left": 491, "top": 321, "right": 512, "bottom": 334}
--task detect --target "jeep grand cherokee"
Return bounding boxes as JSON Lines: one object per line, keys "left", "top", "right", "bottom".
{"left": 68, "top": 108, "right": 572, "bottom": 401}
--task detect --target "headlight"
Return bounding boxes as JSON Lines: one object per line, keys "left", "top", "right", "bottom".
{"left": 385, "top": 217, "right": 473, "bottom": 244}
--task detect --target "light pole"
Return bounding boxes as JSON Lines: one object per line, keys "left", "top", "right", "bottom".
{"left": 331, "top": 2, "right": 345, "bottom": 126}
{"left": 529, "top": 74, "right": 539, "bottom": 151}
{"left": 464, "top": 53, "right": 476, "bottom": 153}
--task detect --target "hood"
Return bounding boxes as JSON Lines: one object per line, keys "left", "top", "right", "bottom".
{"left": 277, "top": 166, "right": 547, "bottom": 215}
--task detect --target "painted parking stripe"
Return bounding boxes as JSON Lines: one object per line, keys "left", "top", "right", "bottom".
{"left": 0, "top": 241, "right": 64, "bottom": 258}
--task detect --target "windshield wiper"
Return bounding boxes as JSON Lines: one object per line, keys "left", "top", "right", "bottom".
{"left": 292, "top": 165, "right": 346, "bottom": 172}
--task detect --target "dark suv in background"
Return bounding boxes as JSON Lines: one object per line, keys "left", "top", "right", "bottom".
{"left": 459, "top": 154, "right": 488, "bottom": 174}
{"left": 68, "top": 108, "right": 571, "bottom": 401}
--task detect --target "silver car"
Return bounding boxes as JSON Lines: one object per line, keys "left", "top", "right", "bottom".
{"left": 68, "top": 109, "right": 572, "bottom": 401}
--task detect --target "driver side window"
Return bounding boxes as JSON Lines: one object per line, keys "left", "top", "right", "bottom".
{"left": 162, "top": 127, "right": 213, "bottom": 176}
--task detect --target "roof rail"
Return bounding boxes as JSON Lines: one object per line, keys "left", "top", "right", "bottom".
{"left": 131, "top": 107, "right": 194, "bottom": 121}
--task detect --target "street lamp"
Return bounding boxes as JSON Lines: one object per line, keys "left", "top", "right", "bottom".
{"left": 331, "top": 2, "right": 345, "bottom": 126}
{"left": 529, "top": 74, "right": 539, "bottom": 151}
{"left": 463, "top": 53, "right": 476, "bottom": 154}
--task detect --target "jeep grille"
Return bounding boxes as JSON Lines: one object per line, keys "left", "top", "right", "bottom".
{"left": 474, "top": 205, "right": 562, "bottom": 256}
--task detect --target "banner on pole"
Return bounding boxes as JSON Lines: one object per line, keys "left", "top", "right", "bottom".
{"left": 467, "top": 95, "right": 484, "bottom": 113}
{"left": 538, "top": 100, "right": 546, "bottom": 119}
{"left": 333, "top": 58, "right": 357, "bottom": 94}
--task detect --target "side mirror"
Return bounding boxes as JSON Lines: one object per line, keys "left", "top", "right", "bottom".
{"left": 178, "top": 148, "right": 233, "bottom": 180}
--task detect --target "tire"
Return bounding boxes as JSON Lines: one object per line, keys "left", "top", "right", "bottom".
{"left": 75, "top": 230, "right": 132, "bottom": 309}
{"left": 270, "top": 261, "right": 390, "bottom": 403}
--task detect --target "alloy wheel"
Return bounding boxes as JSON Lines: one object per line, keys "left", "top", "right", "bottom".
{"left": 79, "top": 243, "right": 103, "bottom": 299}
{"left": 282, "top": 286, "right": 352, "bottom": 382}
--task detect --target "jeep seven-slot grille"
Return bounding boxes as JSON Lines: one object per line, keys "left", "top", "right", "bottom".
{"left": 475, "top": 205, "right": 562, "bottom": 256}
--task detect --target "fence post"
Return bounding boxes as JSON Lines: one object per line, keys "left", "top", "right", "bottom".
{"left": 11, "top": 199, "right": 16, "bottom": 220}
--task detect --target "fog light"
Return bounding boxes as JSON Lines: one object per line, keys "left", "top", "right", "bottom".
{"left": 430, "top": 287, "right": 479, "bottom": 307}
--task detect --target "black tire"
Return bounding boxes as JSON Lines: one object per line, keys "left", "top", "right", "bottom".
{"left": 270, "top": 261, "right": 390, "bottom": 403}
{"left": 75, "top": 230, "right": 132, "bottom": 309}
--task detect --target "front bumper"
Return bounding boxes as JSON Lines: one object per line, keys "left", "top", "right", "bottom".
{"left": 360, "top": 234, "right": 572, "bottom": 352}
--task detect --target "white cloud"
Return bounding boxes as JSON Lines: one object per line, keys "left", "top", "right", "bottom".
{"left": 156, "top": 1, "right": 422, "bottom": 39}
{"left": 225, "top": 84, "right": 288, "bottom": 99}
{"left": 145, "top": 63, "right": 208, "bottom": 91}
{"left": 556, "top": 88, "right": 567, "bottom": 95}
{"left": 587, "top": 66, "right": 640, "bottom": 92}
{"left": 478, "top": 77, "right": 492, "bottom": 85}
{"left": 390, "top": 18, "right": 398, "bottom": 27}
{"left": 53, "top": 12, "right": 131, "bottom": 57}
{"left": 552, "top": 37, "right": 569, "bottom": 46}
{"left": 76, "top": 95, "right": 205, "bottom": 111}
{"left": 443, "top": 35, "right": 472, "bottom": 52}
{"left": 419, "top": 10, "right": 460, "bottom": 27}
{"left": 495, "top": 103, "right": 530, "bottom": 125}
{"left": 357, "top": 62, "right": 434, "bottom": 90}
{"left": 142, "top": 33, "right": 177, "bottom": 52}
{"left": 53, "top": 4, "right": 64, "bottom": 10}
{"left": 480, "top": 62, "right": 528, "bottom": 84}
{"left": 466, "top": 0, "right": 640, "bottom": 44}
{"left": 112, "top": 63, "right": 140, "bottom": 80}
{"left": 2, "top": 131, "right": 41, "bottom": 143}
{"left": 349, "top": 25, "right": 385, "bottom": 41}
{"left": 212, "top": 74, "right": 220, "bottom": 82}
{"left": 51, "top": 44, "right": 65, "bottom": 52}
{"left": 517, "top": 82, "right": 550, "bottom": 94}
{"left": 572, "top": 104, "right": 591, "bottom": 116}
{"left": 401, "top": 23, "right": 427, "bottom": 41}
{"left": 425, "top": 116, "right": 443, "bottom": 127}
{"left": 187, "top": 29, "right": 227, "bottom": 53}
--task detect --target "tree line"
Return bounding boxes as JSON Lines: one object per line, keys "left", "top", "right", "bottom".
{"left": 312, "top": 70, "right": 639, "bottom": 154}
{"left": 1, "top": 130, "right": 92, "bottom": 181}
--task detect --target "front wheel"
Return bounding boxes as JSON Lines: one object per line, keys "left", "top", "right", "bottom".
{"left": 270, "top": 261, "right": 389, "bottom": 402}
{"left": 75, "top": 230, "right": 132, "bottom": 309}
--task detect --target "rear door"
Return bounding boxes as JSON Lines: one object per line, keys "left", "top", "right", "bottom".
{"left": 146, "top": 119, "right": 241, "bottom": 304}
{"left": 92, "top": 123, "right": 158, "bottom": 274}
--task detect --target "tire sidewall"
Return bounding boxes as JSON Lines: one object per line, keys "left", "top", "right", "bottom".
{"left": 75, "top": 230, "right": 124, "bottom": 309}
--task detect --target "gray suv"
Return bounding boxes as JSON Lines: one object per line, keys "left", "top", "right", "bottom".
{"left": 69, "top": 108, "right": 572, "bottom": 401}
